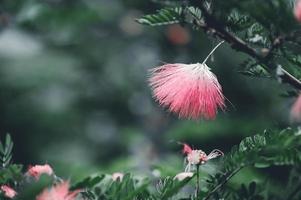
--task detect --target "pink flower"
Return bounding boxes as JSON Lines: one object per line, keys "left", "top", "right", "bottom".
{"left": 1, "top": 185, "right": 17, "bottom": 199}
{"left": 173, "top": 172, "right": 194, "bottom": 181}
{"left": 182, "top": 143, "right": 223, "bottom": 172}
{"left": 149, "top": 62, "right": 225, "bottom": 120}
{"left": 182, "top": 143, "right": 192, "bottom": 154}
{"left": 290, "top": 93, "right": 301, "bottom": 122}
{"left": 36, "top": 181, "right": 80, "bottom": 200}
{"left": 27, "top": 164, "right": 54, "bottom": 180}
{"left": 112, "top": 172, "right": 124, "bottom": 181}
{"left": 294, "top": 0, "right": 301, "bottom": 22}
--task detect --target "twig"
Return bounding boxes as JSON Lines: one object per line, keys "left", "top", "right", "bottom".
{"left": 203, "top": 166, "right": 243, "bottom": 200}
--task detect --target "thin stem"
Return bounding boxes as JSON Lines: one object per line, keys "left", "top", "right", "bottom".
{"left": 202, "top": 41, "right": 224, "bottom": 64}
{"left": 203, "top": 166, "right": 243, "bottom": 200}
{"left": 196, "top": 164, "right": 200, "bottom": 198}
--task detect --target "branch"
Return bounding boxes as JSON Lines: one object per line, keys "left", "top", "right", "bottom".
{"left": 203, "top": 166, "right": 243, "bottom": 200}
{"left": 190, "top": 0, "right": 301, "bottom": 90}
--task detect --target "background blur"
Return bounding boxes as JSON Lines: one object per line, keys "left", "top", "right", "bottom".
{"left": 0, "top": 0, "right": 294, "bottom": 183}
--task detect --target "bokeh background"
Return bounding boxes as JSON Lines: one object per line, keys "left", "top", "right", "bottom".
{"left": 0, "top": 0, "right": 294, "bottom": 185}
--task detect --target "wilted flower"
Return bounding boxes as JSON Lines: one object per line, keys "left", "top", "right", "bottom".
{"left": 36, "top": 181, "right": 80, "bottom": 200}
{"left": 27, "top": 164, "right": 54, "bottom": 180}
{"left": 149, "top": 42, "right": 225, "bottom": 120}
{"left": 0, "top": 185, "right": 17, "bottom": 199}
{"left": 112, "top": 172, "right": 124, "bottom": 181}
{"left": 182, "top": 143, "right": 223, "bottom": 172}
{"left": 294, "top": 0, "right": 301, "bottom": 22}
{"left": 290, "top": 93, "right": 301, "bottom": 122}
{"left": 166, "top": 25, "right": 190, "bottom": 45}
{"left": 173, "top": 172, "right": 194, "bottom": 181}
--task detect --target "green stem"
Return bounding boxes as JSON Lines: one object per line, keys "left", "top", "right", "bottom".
{"left": 196, "top": 164, "right": 200, "bottom": 198}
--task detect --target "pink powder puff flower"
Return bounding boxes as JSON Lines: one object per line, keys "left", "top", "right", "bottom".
{"left": 182, "top": 143, "right": 224, "bottom": 172}
{"left": 36, "top": 181, "right": 80, "bottom": 200}
{"left": 290, "top": 93, "right": 301, "bottom": 122}
{"left": 294, "top": 0, "right": 301, "bottom": 22}
{"left": 173, "top": 172, "right": 194, "bottom": 181}
{"left": 0, "top": 185, "right": 17, "bottom": 199}
{"left": 149, "top": 42, "right": 225, "bottom": 120}
{"left": 27, "top": 164, "right": 54, "bottom": 180}
{"left": 112, "top": 172, "right": 124, "bottom": 181}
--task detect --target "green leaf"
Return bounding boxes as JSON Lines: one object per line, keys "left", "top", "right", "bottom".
{"left": 71, "top": 175, "right": 105, "bottom": 190}
{"left": 0, "top": 134, "right": 14, "bottom": 168}
{"left": 136, "top": 7, "right": 183, "bottom": 26}
{"left": 205, "top": 128, "right": 301, "bottom": 198}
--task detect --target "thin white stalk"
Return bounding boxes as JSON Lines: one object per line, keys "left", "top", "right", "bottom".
{"left": 202, "top": 41, "right": 225, "bottom": 64}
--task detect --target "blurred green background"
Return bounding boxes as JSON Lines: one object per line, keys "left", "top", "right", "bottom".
{"left": 0, "top": 0, "right": 293, "bottom": 184}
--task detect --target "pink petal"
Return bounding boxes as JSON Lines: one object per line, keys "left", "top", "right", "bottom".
{"left": 36, "top": 181, "right": 80, "bottom": 200}
{"left": 182, "top": 143, "right": 192, "bottom": 154}
{"left": 294, "top": 0, "right": 301, "bottom": 22}
{"left": 27, "top": 164, "right": 54, "bottom": 180}
{"left": 149, "top": 63, "right": 225, "bottom": 120}
{"left": 1, "top": 185, "right": 17, "bottom": 199}
{"left": 290, "top": 93, "right": 301, "bottom": 122}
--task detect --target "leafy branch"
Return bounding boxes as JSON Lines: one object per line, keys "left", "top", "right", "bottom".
{"left": 204, "top": 128, "right": 301, "bottom": 199}
{"left": 137, "top": 0, "right": 301, "bottom": 90}
{"left": 189, "top": 0, "right": 301, "bottom": 90}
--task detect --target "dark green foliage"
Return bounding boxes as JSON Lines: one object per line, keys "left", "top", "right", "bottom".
{"left": 0, "top": 134, "right": 13, "bottom": 168}
{"left": 204, "top": 129, "right": 301, "bottom": 199}
{"left": 156, "top": 176, "right": 194, "bottom": 199}
{"left": 0, "top": 164, "right": 23, "bottom": 185}
{"left": 136, "top": 7, "right": 183, "bottom": 26}
{"left": 136, "top": 6, "right": 202, "bottom": 26}
{"left": 1, "top": 129, "right": 301, "bottom": 199}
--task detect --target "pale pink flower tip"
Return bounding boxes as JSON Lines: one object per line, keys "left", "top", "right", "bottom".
{"left": 294, "top": 0, "right": 301, "bottom": 22}
{"left": 112, "top": 172, "right": 124, "bottom": 181}
{"left": 182, "top": 143, "right": 192, "bottom": 154}
{"left": 36, "top": 181, "right": 80, "bottom": 200}
{"left": 182, "top": 144, "right": 224, "bottom": 172}
{"left": 1, "top": 185, "right": 17, "bottom": 199}
{"left": 27, "top": 164, "right": 54, "bottom": 180}
{"left": 173, "top": 172, "right": 194, "bottom": 181}
{"left": 149, "top": 63, "right": 225, "bottom": 120}
{"left": 290, "top": 93, "right": 301, "bottom": 122}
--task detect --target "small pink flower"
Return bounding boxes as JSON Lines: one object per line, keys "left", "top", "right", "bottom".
{"left": 112, "top": 172, "right": 124, "bottom": 181}
{"left": 36, "top": 181, "right": 80, "bottom": 200}
{"left": 182, "top": 143, "right": 223, "bottom": 172}
{"left": 173, "top": 172, "right": 194, "bottom": 181}
{"left": 290, "top": 93, "right": 301, "bottom": 122}
{"left": 182, "top": 143, "right": 192, "bottom": 154}
{"left": 294, "top": 0, "right": 301, "bottom": 22}
{"left": 1, "top": 185, "right": 17, "bottom": 199}
{"left": 149, "top": 62, "right": 225, "bottom": 120}
{"left": 27, "top": 164, "right": 54, "bottom": 180}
